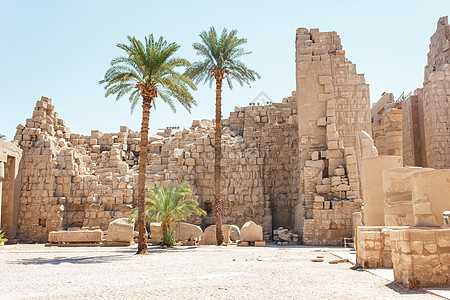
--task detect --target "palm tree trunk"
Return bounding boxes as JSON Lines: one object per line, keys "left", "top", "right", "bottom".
{"left": 136, "top": 97, "right": 152, "bottom": 255}
{"left": 214, "top": 77, "right": 223, "bottom": 245}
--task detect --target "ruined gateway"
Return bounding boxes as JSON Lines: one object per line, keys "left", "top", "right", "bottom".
{"left": 1, "top": 18, "right": 448, "bottom": 247}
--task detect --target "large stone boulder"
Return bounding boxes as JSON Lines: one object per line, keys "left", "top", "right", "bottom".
{"left": 240, "top": 221, "right": 263, "bottom": 242}
{"left": 105, "top": 218, "right": 134, "bottom": 242}
{"left": 172, "top": 222, "right": 204, "bottom": 242}
{"left": 202, "top": 225, "right": 231, "bottom": 245}
{"left": 150, "top": 222, "right": 204, "bottom": 243}
{"left": 228, "top": 225, "right": 241, "bottom": 241}
{"left": 150, "top": 222, "right": 163, "bottom": 242}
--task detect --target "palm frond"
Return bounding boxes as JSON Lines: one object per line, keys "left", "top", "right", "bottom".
{"left": 185, "top": 27, "right": 260, "bottom": 91}
{"left": 99, "top": 34, "right": 197, "bottom": 114}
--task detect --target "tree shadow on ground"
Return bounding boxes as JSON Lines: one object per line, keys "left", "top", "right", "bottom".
{"left": 8, "top": 246, "right": 200, "bottom": 265}
{"left": 385, "top": 281, "right": 430, "bottom": 295}
{"left": 9, "top": 254, "right": 130, "bottom": 265}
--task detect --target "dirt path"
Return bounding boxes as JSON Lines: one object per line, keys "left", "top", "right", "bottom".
{"left": 0, "top": 244, "right": 440, "bottom": 299}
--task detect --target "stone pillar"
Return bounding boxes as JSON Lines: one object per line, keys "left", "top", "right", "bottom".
{"left": 412, "top": 169, "right": 450, "bottom": 227}
{"left": 382, "top": 167, "right": 434, "bottom": 226}
{"left": 361, "top": 156, "right": 402, "bottom": 226}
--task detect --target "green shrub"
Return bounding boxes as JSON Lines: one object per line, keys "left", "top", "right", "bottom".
{"left": 0, "top": 230, "right": 7, "bottom": 244}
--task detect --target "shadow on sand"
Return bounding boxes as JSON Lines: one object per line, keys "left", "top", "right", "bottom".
{"left": 385, "top": 281, "right": 430, "bottom": 296}
{"left": 8, "top": 246, "right": 200, "bottom": 265}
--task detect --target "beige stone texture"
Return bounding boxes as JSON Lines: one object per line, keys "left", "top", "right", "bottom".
{"left": 402, "top": 17, "right": 450, "bottom": 169}
{"left": 382, "top": 167, "right": 434, "bottom": 226}
{"left": 240, "top": 221, "right": 263, "bottom": 242}
{"left": 390, "top": 227, "right": 450, "bottom": 287}
{"left": 361, "top": 156, "right": 402, "bottom": 226}
{"left": 371, "top": 93, "right": 403, "bottom": 157}
{"left": 171, "top": 222, "right": 204, "bottom": 242}
{"left": 411, "top": 169, "right": 450, "bottom": 227}
{"left": 202, "top": 225, "right": 231, "bottom": 245}
{"left": 0, "top": 140, "right": 22, "bottom": 241}
{"left": 105, "top": 218, "right": 134, "bottom": 243}
{"left": 355, "top": 226, "right": 407, "bottom": 268}
{"left": 48, "top": 230, "right": 104, "bottom": 243}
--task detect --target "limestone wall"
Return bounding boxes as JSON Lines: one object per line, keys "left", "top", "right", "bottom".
{"left": 295, "top": 27, "right": 369, "bottom": 245}
{"left": 402, "top": 16, "right": 450, "bottom": 169}
{"left": 371, "top": 93, "right": 402, "bottom": 157}
{"left": 391, "top": 228, "right": 450, "bottom": 287}
{"left": 0, "top": 140, "right": 22, "bottom": 240}
{"left": 13, "top": 94, "right": 300, "bottom": 242}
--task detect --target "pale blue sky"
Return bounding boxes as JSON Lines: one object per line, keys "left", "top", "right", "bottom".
{"left": 1, "top": 1, "right": 448, "bottom": 140}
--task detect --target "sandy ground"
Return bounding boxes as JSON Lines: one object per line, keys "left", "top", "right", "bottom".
{"left": 0, "top": 244, "right": 441, "bottom": 300}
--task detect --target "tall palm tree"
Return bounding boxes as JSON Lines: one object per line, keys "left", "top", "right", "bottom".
{"left": 100, "top": 35, "right": 197, "bottom": 255}
{"left": 186, "top": 27, "right": 259, "bottom": 245}
{"left": 129, "top": 182, "right": 206, "bottom": 246}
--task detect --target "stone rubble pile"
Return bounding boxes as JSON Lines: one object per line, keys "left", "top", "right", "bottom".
{"left": 273, "top": 227, "right": 299, "bottom": 245}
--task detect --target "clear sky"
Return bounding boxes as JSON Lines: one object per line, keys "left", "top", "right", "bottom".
{"left": 1, "top": 1, "right": 448, "bottom": 140}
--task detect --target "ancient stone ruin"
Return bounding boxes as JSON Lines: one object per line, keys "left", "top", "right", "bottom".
{"left": 355, "top": 17, "right": 450, "bottom": 287}
{"left": 0, "top": 16, "right": 449, "bottom": 288}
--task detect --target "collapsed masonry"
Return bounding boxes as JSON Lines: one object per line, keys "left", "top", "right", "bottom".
{"left": 10, "top": 95, "right": 300, "bottom": 242}
{"left": 5, "top": 26, "right": 372, "bottom": 246}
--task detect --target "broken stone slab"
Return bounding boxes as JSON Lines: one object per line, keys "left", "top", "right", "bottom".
{"left": 202, "top": 225, "right": 231, "bottom": 245}
{"left": 48, "top": 230, "right": 104, "bottom": 243}
{"left": 105, "top": 218, "right": 134, "bottom": 243}
{"left": 171, "top": 222, "right": 204, "bottom": 242}
{"left": 240, "top": 221, "right": 263, "bottom": 242}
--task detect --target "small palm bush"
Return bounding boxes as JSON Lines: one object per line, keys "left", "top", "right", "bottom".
{"left": 0, "top": 230, "right": 7, "bottom": 244}
{"left": 129, "top": 182, "right": 206, "bottom": 246}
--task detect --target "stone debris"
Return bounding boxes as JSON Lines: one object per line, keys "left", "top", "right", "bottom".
{"left": 272, "top": 227, "right": 299, "bottom": 245}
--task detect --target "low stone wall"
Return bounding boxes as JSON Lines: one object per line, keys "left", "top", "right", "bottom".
{"left": 303, "top": 200, "right": 358, "bottom": 246}
{"left": 355, "top": 226, "right": 408, "bottom": 268}
{"left": 390, "top": 228, "right": 450, "bottom": 287}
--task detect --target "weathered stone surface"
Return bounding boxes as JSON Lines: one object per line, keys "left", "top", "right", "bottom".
{"left": 361, "top": 156, "right": 402, "bottom": 226}
{"left": 202, "top": 225, "right": 231, "bottom": 245}
{"left": 240, "top": 221, "right": 263, "bottom": 242}
{"left": 411, "top": 169, "right": 450, "bottom": 227}
{"left": 105, "top": 218, "right": 134, "bottom": 243}
{"left": 171, "top": 222, "right": 203, "bottom": 242}
{"left": 391, "top": 227, "right": 450, "bottom": 287}
{"left": 382, "top": 167, "right": 434, "bottom": 226}
{"left": 228, "top": 225, "right": 241, "bottom": 241}
{"left": 48, "top": 230, "right": 103, "bottom": 243}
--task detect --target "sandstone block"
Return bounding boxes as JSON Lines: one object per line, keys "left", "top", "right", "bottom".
{"left": 48, "top": 230, "right": 103, "bottom": 243}
{"left": 202, "top": 225, "right": 231, "bottom": 245}
{"left": 105, "top": 218, "right": 134, "bottom": 243}
{"left": 240, "top": 221, "right": 263, "bottom": 242}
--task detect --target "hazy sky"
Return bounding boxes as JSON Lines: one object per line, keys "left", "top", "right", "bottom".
{"left": 1, "top": 1, "right": 448, "bottom": 140}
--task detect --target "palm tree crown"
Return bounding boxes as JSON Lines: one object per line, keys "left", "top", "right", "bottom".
{"left": 100, "top": 35, "right": 197, "bottom": 112}
{"left": 185, "top": 27, "right": 260, "bottom": 87}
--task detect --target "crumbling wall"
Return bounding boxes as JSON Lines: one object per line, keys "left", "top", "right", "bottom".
{"left": 295, "top": 27, "right": 369, "bottom": 245}
{"left": 14, "top": 97, "right": 135, "bottom": 242}
{"left": 403, "top": 16, "right": 450, "bottom": 169}
{"left": 371, "top": 93, "right": 402, "bottom": 157}
{"left": 14, "top": 94, "right": 300, "bottom": 242}
{"left": 0, "top": 140, "right": 22, "bottom": 241}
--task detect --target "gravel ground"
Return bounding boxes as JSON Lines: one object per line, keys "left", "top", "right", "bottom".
{"left": 0, "top": 244, "right": 440, "bottom": 300}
